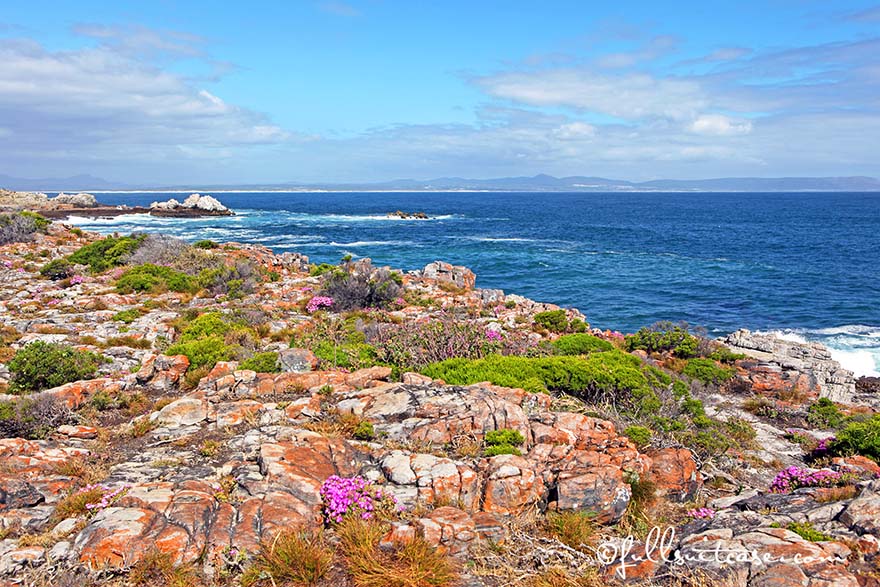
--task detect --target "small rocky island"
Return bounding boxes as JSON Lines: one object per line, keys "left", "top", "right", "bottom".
{"left": 387, "top": 210, "right": 429, "bottom": 219}
{"left": 0, "top": 188, "right": 233, "bottom": 219}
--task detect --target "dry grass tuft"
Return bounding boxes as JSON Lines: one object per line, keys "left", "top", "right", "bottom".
{"left": 128, "top": 550, "right": 202, "bottom": 587}
{"left": 336, "top": 517, "right": 457, "bottom": 587}
{"left": 545, "top": 510, "right": 597, "bottom": 553}
{"left": 242, "top": 528, "right": 333, "bottom": 586}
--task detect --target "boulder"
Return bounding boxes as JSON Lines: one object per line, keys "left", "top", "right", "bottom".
{"left": 51, "top": 192, "right": 98, "bottom": 208}
{"left": 420, "top": 261, "right": 476, "bottom": 291}
{"left": 278, "top": 348, "right": 318, "bottom": 373}
{"left": 647, "top": 447, "right": 702, "bottom": 502}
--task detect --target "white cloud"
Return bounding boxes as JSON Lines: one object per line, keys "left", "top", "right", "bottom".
{"left": 688, "top": 114, "right": 753, "bottom": 136}
{"left": 554, "top": 121, "right": 596, "bottom": 139}
{"left": 477, "top": 70, "right": 707, "bottom": 121}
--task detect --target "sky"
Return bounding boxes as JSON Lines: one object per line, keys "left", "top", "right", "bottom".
{"left": 1, "top": 1, "right": 879, "bottom": 185}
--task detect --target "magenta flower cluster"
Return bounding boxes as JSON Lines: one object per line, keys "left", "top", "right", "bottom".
{"left": 320, "top": 475, "right": 397, "bottom": 523}
{"left": 306, "top": 296, "right": 334, "bottom": 313}
{"left": 686, "top": 507, "right": 716, "bottom": 519}
{"left": 80, "top": 483, "right": 131, "bottom": 511}
{"left": 770, "top": 466, "right": 842, "bottom": 493}
{"left": 486, "top": 330, "right": 503, "bottom": 342}
{"left": 69, "top": 275, "right": 85, "bottom": 285}
{"left": 814, "top": 436, "right": 835, "bottom": 454}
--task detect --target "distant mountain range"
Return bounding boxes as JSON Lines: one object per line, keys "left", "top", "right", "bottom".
{"left": 3, "top": 173, "right": 880, "bottom": 192}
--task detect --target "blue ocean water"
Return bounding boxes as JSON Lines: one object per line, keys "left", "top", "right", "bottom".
{"left": 62, "top": 191, "right": 880, "bottom": 376}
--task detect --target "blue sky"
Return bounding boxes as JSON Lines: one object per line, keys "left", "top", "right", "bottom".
{"left": 1, "top": 1, "right": 879, "bottom": 184}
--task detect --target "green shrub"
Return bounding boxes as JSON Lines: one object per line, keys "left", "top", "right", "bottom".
{"left": 682, "top": 358, "right": 734, "bottom": 384}
{"left": 422, "top": 351, "right": 661, "bottom": 414}
{"left": 112, "top": 308, "right": 143, "bottom": 324}
{"left": 193, "top": 239, "right": 219, "bottom": 249}
{"left": 807, "top": 398, "right": 845, "bottom": 429}
{"left": 551, "top": 333, "right": 613, "bottom": 355}
{"left": 625, "top": 322, "right": 698, "bottom": 358}
{"left": 115, "top": 264, "right": 197, "bottom": 294}
{"left": 830, "top": 415, "right": 880, "bottom": 462}
{"left": 309, "top": 263, "right": 336, "bottom": 277}
{"left": 239, "top": 351, "right": 280, "bottom": 373}
{"left": 624, "top": 425, "right": 652, "bottom": 448}
{"left": 484, "top": 444, "right": 521, "bottom": 457}
{"left": 313, "top": 340, "right": 378, "bottom": 370}
{"left": 708, "top": 346, "right": 747, "bottom": 364}
{"left": 7, "top": 341, "right": 103, "bottom": 393}
{"left": 68, "top": 234, "right": 145, "bottom": 273}
{"left": 352, "top": 421, "right": 375, "bottom": 441}
{"left": 784, "top": 521, "right": 831, "bottom": 542}
{"left": 40, "top": 258, "right": 74, "bottom": 280}
{"left": 533, "top": 310, "right": 568, "bottom": 333}
{"left": 17, "top": 211, "right": 50, "bottom": 232}
{"left": 485, "top": 428, "right": 525, "bottom": 447}
{"left": 166, "top": 336, "right": 236, "bottom": 371}
{"left": 178, "top": 312, "right": 235, "bottom": 342}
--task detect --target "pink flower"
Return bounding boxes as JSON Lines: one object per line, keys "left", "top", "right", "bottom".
{"left": 306, "top": 296, "right": 334, "bottom": 313}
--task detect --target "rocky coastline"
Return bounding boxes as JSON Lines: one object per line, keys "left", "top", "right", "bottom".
{"left": 0, "top": 189, "right": 233, "bottom": 220}
{"left": 0, "top": 214, "right": 877, "bottom": 587}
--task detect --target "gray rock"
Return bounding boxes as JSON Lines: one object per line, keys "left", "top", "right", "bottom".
{"left": 278, "top": 348, "right": 316, "bottom": 373}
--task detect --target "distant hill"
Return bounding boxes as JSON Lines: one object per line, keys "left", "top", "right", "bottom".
{"left": 2, "top": 173, "right": 879, "bottom": 192}
{"left": 0, "top": 174, "right": 128, "bottom": 191}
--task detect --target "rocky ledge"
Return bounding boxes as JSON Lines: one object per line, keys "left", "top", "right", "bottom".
{"left": 149, "top": 193, "right": 233, "bottom": 217}
{"left": 0, "top": 222, "right": 876, "bottom": 587}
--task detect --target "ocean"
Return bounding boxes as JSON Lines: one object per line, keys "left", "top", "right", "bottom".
{"left": 59, "top": 191, "right": 880, "bottom": 377}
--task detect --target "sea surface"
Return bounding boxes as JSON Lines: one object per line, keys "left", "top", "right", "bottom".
{"left": 59, "top": 191, "right": 880, "bottom": 377}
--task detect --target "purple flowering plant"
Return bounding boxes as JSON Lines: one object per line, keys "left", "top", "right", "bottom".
{"left": 769, "top": 465, "right": 848, "bottom": 493}
{"left": 79, "top": 482, "right": 131, "bottom": 512}
{"left": 686, "top": 507, "right": 716, "bottom": 519}
{"left": 320, "top": 475, "right": 401, "bottom": 524}
{"left": 306, "top": 296, "right": 334, "bottom": 313}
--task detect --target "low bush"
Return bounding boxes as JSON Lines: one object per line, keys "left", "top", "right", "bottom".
{"left": 550, "top": 333, "right": 613, "bottom": 355}
{"left": 124, "top": 234, "right": 188, "bottom": 266}
{"left": 198, "top": 259, "right": 262, "bottom": 298}
{"left": 484, "top": 428, "right": 525, "bottom": 456}
{"left": 115, "top": 263, "right": 197, "bottom": 294}
{"left": 68, "top": 234, "right": 145, "bottom": 273}
{"left": 7, "top": 341, "right": 103, "bottom": 393}
{"left": 0, "top": 212, "right": 49, "bottom": 245}
{"left": 39, "top": 258, "right": 74, "bottom": 280}
{"left": 193, "top": 239, "right": 219, "bottom": 249}
{"left": 369, "top": 314, "right": 498, "bottom": 370}
{"left": 682, "top": 358, "right": 734, "bottom": 384}
{"left": 625, "top": 322, "right": 698, "bottom": 358}
{"left": 112, "top": 308, "right": 144, "bottom": 323}
{"left": 623, "top": 425, "right": 652, "bottom": 448}
{"left": 533, "top": 310, "right": 569, "bottom": 333}
{"left": 807, "top": 398, "right": 845, "bottom": 429}
{"left": 239, "top": 351, "right": 280, "bottom": 373}
{"left": 0, "top": 395, "right": 73, "bottom": 439}
{"left": 830, "top": 414, "right": 880, "bottom": 462}
{"left": 708, "top": 346, "right": 748, "bottom": 364}
{"left": 422, "top": 351, "right": 661, "bottom": 415}
{"left": 319, "top": 260, "right": 403, "bottom": 311}
{"left": 166, "top": 312, "right": 257, "bottom": 371}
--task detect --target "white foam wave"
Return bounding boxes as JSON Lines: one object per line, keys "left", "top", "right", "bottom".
{"left": 759, "top": 325, "right": 880, "bottom": 377}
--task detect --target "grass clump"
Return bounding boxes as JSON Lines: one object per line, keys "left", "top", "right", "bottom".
{"left": 242, "top": 528, "right": 333, "bottom": 587}
{"left": 128, "top": 549, "right": 202, "bottom": 587}
{"left": 115, "top": 264, "right": 197, "bottom": 294}
{"left": 682, "top": 358, "right": 735, "bottom": 384}
{"left": 7, "top": 341, "right": 103, "bottom": 393}
{"left": 545, "top": 510, "right": 596, "bottom": 552}
{"left": 550, "top": 333, "right": 613, "bottom": 355}
{"left": 336, "top": 517, "right": 457, "bottom": 587}
{"left": 806, "top": 398, "right": 845, "bottom": 429}
{"left": 112, "top": 308, "right": 144, "bottom": 323}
